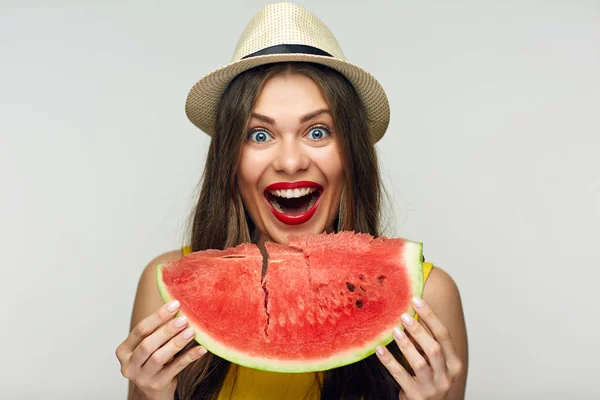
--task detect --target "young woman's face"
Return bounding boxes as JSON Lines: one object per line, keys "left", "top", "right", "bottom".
{"left": 237, "top": 72, "right": 344, "bottom": 245}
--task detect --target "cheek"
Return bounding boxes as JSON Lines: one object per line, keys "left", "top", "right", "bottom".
{"left": 237, "top": 149, "right": 268, "bottom": 198}
{"left": 317, "top": 146, "right": 344, "bottom": 184}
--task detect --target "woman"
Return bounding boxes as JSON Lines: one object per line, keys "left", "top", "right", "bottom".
{"left": 116, "top": 3, "right": 468, "bottom": 399}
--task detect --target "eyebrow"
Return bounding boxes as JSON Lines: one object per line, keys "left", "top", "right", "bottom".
{"left": 250, "top": 108, "right": 331, "bottom": 125}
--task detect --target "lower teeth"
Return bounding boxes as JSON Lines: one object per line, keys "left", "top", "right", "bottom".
{"left": 271, "top": 200, "right": 284, "bottom": 213}
{"left": 306, "top": 196, "right": 316, "bottom": 210}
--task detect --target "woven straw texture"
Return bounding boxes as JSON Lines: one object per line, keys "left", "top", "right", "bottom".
{"left": 185, "top": 2, "right": 390, "bottom": 143}
{"left": 232, "top": 2, "right": 346, "bottom": 61}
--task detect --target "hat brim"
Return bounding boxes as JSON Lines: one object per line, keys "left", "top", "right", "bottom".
{"left": 185, "top": 53, "right": 390, "bottom": 143}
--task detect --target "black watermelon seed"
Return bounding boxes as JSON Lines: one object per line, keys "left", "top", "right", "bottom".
{"left": 359, "top": 286, "right": 365, "bottom": 292}
{"left": 355, "top": 299, "right": 363, "bottom": 309}
{"left": 346, "top": 282, "right": 356, "bottom": 292}
{"left": 377, "top": 275, "right": 386, "bottom": 283}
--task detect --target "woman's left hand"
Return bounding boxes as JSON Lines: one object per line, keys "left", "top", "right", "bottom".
{"left": 375, "top": 296, "right": 464, "bottom": 400}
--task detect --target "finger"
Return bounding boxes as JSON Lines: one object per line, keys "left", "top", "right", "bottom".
{"left": 411, "top": 296, "right": 462, "bottom": 374}
{"left": 156, "top": 345, "right": 207, "bottom": 386}
{"left": 121, "top": 300, "right": 181, "bottom": 354}
{"left": 130, "top": 313, "right": 190, "bottom": 368}
{"left": 393, "top": 326, "right": 433, "bottom": 382}
{"left": 375, "top": 345, "right": 416, "bottom": 392}
{"left": 400, "top": 312, "right": 447, "bottom": 377}
{"left": 142, "top": 326, "right": 197, "bottom": 376}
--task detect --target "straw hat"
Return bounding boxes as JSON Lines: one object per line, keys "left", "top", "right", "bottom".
{"left": 185, "top": 2, "right": 390, "bottom": 143}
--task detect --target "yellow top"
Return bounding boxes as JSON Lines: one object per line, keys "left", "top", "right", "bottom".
{"left": 180, "top": 245, "right": 434, "bottom": 399}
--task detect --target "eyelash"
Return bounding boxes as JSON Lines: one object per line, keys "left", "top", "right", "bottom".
{"left": 246, "top": 124, "right": 333, "bottom": 142}
{"left": 306, "top": 124, "right": 332, "bottom": 140}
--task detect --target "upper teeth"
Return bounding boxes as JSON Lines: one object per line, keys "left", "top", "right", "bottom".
{"left": 269, "top": 187, "right": 317, "bottom": 198}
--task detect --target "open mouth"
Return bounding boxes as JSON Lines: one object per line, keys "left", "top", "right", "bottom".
{"left": 264, "top": 182, "right": 323, "bottom": 225}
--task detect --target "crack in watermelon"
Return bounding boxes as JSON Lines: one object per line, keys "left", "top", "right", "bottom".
{"left": 262, "top": 243, "right": 318, "bottom": 338}
{"left": 262, "top": 279, "right": 271, "bottom": 339}
{"left": 260, "top": 246, "right": 271, "bottom": 339}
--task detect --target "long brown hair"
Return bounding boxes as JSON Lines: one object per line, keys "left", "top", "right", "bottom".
{"left": 176, "top": 62, "right": 402, "bottom": 399}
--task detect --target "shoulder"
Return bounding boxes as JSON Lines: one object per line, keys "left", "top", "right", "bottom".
{"left": 421, "top": 265, "right": 466, "bottom": 333}
{"left": 130, "top": 249, "right": 185, "bottom": 330}
{"left": 422, "top": 265, "right": 462, "bottom": 306}
{"left": 422, "top": 265, "right": 469, "bottom": 395}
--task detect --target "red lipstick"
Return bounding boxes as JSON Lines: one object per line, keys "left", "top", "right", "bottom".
{"left": 264, "top": 181, "right": 323, "bottom": 225}
{"left": 265, "top": 181, "right": 321, "bottom": 191}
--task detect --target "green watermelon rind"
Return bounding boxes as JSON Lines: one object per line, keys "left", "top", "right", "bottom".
{"left": 156, "top": 239, "right": 424, "bottom": 373}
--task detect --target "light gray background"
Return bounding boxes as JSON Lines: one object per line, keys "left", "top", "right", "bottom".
{"left": 1, "top": 0, "right": 598, "bottom": 398}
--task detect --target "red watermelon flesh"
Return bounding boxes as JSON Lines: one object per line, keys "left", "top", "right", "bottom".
{"left": 157, "top": 231, "right": 423, "bottom": 373}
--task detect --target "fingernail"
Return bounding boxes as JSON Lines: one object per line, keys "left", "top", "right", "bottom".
{"left": 183, "top": 328, "right": 195, "bottom": 339}
{"left": 376, "top": 346, "right": 385, "bottom": 356}
{"left": 197, "top": 347, "right": 207, "bottom": 356}
{"left": 412, "top": 296, "right": 425, "bottom": 308}
{"left": 401, "top": 313, "right": 414, "bottom": 325}
{"left": 174, "top": 316, "right": 188, "bottom": 328}
{"left": 393, "top": 327, "right": 405, "bottom": 340}
{"left": 167, "top": 300, "right": 180, "bottom": 312}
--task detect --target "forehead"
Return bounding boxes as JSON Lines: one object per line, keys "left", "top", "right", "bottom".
{"left": 252, "top": 73, "right": 330, "bottom": 115}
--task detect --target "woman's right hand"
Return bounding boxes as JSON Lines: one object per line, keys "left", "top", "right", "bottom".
{"left": 116, "top": 300, "right": 207, "bottom": 399}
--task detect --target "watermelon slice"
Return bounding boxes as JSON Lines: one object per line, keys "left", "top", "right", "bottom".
{"left": 156, "top": 231, "right": 423, "bottom": 373}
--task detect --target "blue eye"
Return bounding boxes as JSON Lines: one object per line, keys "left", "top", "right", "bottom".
{"left": 248, "top": 129, "right": 273, "bottom": 143}
{"left": 308, "top": 126, "right": 330, "bottom": 140}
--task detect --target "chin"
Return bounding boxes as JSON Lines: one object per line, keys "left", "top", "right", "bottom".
{"left": 271, "top": 223, "right": 326, "bottom": 244}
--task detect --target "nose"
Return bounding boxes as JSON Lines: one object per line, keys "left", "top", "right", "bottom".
{"left": 272, "top": 137, "right": 310, "bottom": 175}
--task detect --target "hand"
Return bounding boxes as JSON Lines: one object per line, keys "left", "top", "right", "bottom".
{"left": 116, "top": 300, "right": 207, "bottom": 399}
{"left": 376, "top": 296, "right": 463, "bottom": 400}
